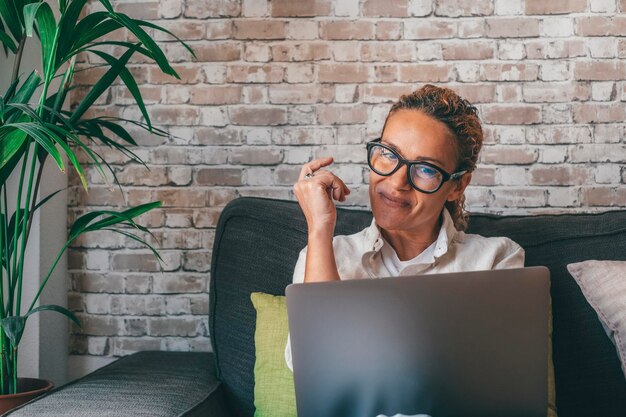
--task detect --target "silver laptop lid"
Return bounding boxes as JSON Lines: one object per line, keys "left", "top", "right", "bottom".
{"left": 286, "top": 266, "right": 550, "bottom": 417}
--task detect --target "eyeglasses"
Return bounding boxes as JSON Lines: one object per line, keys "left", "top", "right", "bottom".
{"left": 366, "top": 138, "right": 467, "bottom": 194}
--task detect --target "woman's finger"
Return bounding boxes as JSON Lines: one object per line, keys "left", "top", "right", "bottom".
{"left": 298, "top": 157, "right": 334, "bottom": 180}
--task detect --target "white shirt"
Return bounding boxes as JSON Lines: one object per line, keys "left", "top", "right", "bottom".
{"left": 285, "top": 208, "right": 525, "bottom": 370}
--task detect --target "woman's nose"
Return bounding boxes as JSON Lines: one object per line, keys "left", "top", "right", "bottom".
{"left": 387, "top": 163, "right": 411, "bottom": 190}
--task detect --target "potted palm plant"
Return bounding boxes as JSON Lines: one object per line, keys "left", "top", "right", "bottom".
{"left": 0, "top": 0, "right": 193, "bottom": 411}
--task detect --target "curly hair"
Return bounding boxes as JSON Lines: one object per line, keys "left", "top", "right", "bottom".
{"left": 382, "top": 84, "right": 484, "bottom": 231}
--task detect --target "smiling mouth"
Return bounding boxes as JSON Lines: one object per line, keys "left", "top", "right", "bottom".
{"left": 379, "top": 191, "right": 410, "bottom": 208}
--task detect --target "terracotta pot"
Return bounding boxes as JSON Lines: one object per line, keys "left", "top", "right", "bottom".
{"left": 0, "top": 378, "right": 54, "bottom": 414}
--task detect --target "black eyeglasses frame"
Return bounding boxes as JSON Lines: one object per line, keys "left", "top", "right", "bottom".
{"left": 365, "top": 138, "right": 467, "bottom": 194}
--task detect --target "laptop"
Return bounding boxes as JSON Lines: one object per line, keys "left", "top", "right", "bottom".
{"left": 286, "top": 267, "right": 550, "bottom": 417}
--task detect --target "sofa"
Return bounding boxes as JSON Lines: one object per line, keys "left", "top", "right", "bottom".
{"left": 6, "top": 196, "right": 626, "bottom": 416}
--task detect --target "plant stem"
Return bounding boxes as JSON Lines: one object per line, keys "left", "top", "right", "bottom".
{"left": 1, "top": 187, "right": 9, "bottom": 313}
{"left": 28, "top": 240, "right": 71, "bottom": 313}
{"left": 15, "top": 143, "right": 39, "bottom": 316}
{"left": 12, "top": 347, "right": 16, "bottom": 394}
{"left": 25, "top": 156, "right": 46, "bottom": 244}
{"left": 9, "top": 144, "right": 31, "bottom": 315}
{"left": 11, "top": 37, "right": 26, "bottom": 85}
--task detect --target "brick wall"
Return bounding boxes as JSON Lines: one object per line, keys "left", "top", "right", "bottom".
{"left": 68, "top": 0, "right": 626, "bottom": 361}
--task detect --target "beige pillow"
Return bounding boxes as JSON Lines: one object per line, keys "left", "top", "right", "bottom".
{"left": 567, "top": 260, "right": 626, "bottom": 378}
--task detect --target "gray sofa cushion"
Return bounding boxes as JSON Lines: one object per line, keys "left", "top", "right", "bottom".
{"left": 210, "top": 197, "right": 626, "bottom": 417}
{"left": 4, "top": 351, "right": 227, "bottom": 417}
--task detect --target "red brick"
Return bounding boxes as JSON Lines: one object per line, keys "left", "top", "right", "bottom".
{"left": 491, "top": 188, "right": 547, "bottom": 208}
{"left": 574, "top": 61, "right": 626, "bottom": 81}
{"left": 148, "top": 65, "right": 202, "bottom": 85}
{"left": 151, "top": 106, "right": 199, "bottom": 125}
{"left": 526, "top": 0, "right": 587, "bottom": 15}
{"left": 371, "top": 64, "right": 399, "bottom": 82}
{"left": 582, "top": 187, "right": 626, "bottom": 206}
{"left": 229, "top": 106, "right": 287, "bottom": 125}
{"left": 573, "top": 103, "right": 626, "bottom": 123}
{"left": 229, "top": 148, "right": 283, "bottom": 165}
{"left": 569, "top": 144, "right": 626, "bottom": 163}
{"left": 206, "top": 20, "right": 233, "bottom": 39}
{"left": 227, "top": 65, "right": 284, "bottom": 83}
{"left": 362, "top": 0, "right": 408, "bottom": 17}
{"left": 470, "top": 167, "right": 496, "bottom": 186}
{"left": 194, "top": 42, "right": 241, "bottom": 61}
{"left": 271, "top": 0, "right": 331, "bottom": 16}
{"left": 523, "top": 82, "right": 589, "bottom": 103}
{"left": 442, "top": 42, "right": 494, "bottom": 60}
{"left": 319, "top": 63, "right": 368, "bottom": 83}
{"left": 184, "top": 0, "right": 241, "bottom": 18}
{"left": 153, "top": 21, "right": 205, "bottom": 41}
{"left": 482, "top": 105, "right": 542, "bottom": 125}
{"left": 450, "top": 84, "right": 496, "bottom": 104}
{"left": 486, "top": 18, "right": 540, "bottom": 38}
{"left": 271, "top": 42, "right": 331, "bottom": 61}
{"left": 320, "top": 21, "right": 375, "bottom": 40}
{"left": 269, "top": 84, "right": 334, "bottom": 104}
{"left": 376, "top": 21, "right": 402, "bottom": 40}
{"left": 530, "top": 166, "right": 589, "bottom": 185}
{"left": 576, "top": 16, "right": 626, "bottom": 36}
{"left": 481, "top": 147, "right": 537, "bottom": 164}
{"left": 363, "top": 85, "right": 413, "bottom": 103}
{"left": 194, "top": 128, "right": 242, "bottom": 145}
{"left": 154, "top": 189, "right": 208, "bottom": 208}
{"left": 233, "top": 19, "right": 287, "bottom": 39}
{"left": 361, "top": 42, "right": 416, "bottom": 62}
{"left": 272, "top": 127, "right": 335, "bottom": 145}
{"left": 481, "top": 63, "right": 539, "bottom": 81}
{"left": 435, "top": 0, "right": 494, "bottom": 17}
{"left": 190, "top": 85, "right": 242, "bottom": 105}
{"left": 398, "top": 63, "right": 454, "bottom": 82}
{"left": 115, "top": 1, "right": 159, "bottom": 19}
{"left": 195, "top": 168, "right": 243, "bottom": 185}
{"left": 317, "top": 106, "right": 368, "bottom": 124}
{"left": 525, "top": 39, "right": 586, "bottom": 59}
{"left": 404, "top": 20, "right": 456, "bottom": 39}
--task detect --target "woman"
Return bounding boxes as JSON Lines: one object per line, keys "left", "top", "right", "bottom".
{"left": 285, "top": 85, "right": 555, "bottom": 415}
{"left": 291, "top": 84, "right": 522, "bottom": 288}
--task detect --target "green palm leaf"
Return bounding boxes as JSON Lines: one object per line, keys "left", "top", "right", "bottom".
{"left": 0, "top": 0, "right": 24, "bottom": 41}
{"left": 69, "top": 44, "right": 139, "bottom": 124}
{"left": 23, "top": 1, "right": 57, "bottom": 80}
{"left": 90, "top": 50, "right": 151, "bottom": 129}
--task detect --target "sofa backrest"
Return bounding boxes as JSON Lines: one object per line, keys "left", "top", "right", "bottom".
{"left": 210, "top": 197, "right": 626, "bottom": 417}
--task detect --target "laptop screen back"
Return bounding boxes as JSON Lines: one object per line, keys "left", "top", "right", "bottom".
{"left": 286, "top": 267, "right": 550, "bottom": 417}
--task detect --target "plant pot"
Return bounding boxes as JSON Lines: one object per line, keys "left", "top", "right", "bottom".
{"left": 0, "top": 378, "right": 54, "bottom": 414}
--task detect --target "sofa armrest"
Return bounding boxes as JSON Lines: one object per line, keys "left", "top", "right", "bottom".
{"left": 3, "top": 351, "right": 230, "bottom": 417}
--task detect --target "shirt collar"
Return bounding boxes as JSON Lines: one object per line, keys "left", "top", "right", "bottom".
{"left": 363, "top": 207, "right": 457, "bottom": 259}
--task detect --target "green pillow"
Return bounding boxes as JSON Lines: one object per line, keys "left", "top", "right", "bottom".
{"left": 251, "top": 292, "right": 296, "bottom": 417}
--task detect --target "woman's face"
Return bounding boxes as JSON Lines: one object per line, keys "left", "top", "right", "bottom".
{"left": 369, "top": 109, "right": 471, "bottom": 235}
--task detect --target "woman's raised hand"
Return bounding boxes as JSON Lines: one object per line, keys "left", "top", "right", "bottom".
{"left": 293, "top": 157, "right": 350, "bottom": 237}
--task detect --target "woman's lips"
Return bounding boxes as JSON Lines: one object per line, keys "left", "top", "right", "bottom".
{"left": 378, "top": 191, "right": 410, "bottom": 208}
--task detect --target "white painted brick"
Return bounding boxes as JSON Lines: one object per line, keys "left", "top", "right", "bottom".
{"left": 408, "top": 0, "right": 433, "bottom": 16}
{"left": 591, "top": 82, "right": 616, "bottom": 101}
{"left": 590, "top": 0, "right": 617, "bottom": 13}
{"left": 494, "top": 0, "right": 522, "bottom": 15}
{"left": 242, "top": 0, "right": 268, "bottom": 17}
{"left": 497, "top": 166, "right": 528, "bottom": 186}
{"left": 333, "top": 0, "right": 360, "bottom": 17}
{"left": 595, "top": 164, "right": 621, "bottom": 183}
{"left": 85, "top": 250, "right": 110, "bottom": 271}
{"left": 335, "top": 84, "right": 359, "bottom": 103}
{"left": 588, "top": 38, "right": 617, "bottom": 58}
{"left": 540, "top": 18, "right": 573, "bottom": 38}
{"left": 538, "top": 146, "right": 568, "bottom": 163}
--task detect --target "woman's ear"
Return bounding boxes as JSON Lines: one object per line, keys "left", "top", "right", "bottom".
{"left": 446, "top": 172, "right": 472, "bottom": 202}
